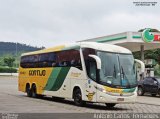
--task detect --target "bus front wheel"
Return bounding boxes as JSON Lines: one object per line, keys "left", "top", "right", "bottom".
{"left": 137, "top": 87, "right": 144, "bottom": 96}
{"left": 105, "top": 103, "right": 116, "bottom": 108}
{"left": 73, "top": 88, "right": 85, "bottom": 106}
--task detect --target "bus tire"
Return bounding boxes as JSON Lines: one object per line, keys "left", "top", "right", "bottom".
{"left": 26, "top": 84, "right": 32, "bottom": 97}
{"left": 105, "top": 103, "right": 116, "bottom": 108}
{"left": 73, "top": 88, "right": 85, "bottom": 106}
{"left": 31, "top": 84, "right": 37, "bottom": 98}
{"left": 137, "top": 86, "right": 144, "bottom": 96}
{"left": 158, "top": 89, "right": 160, "bottom": 97}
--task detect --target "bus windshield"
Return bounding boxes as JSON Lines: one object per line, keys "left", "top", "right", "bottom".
{"left": 97, "top": 51, "right": 137, "bottom": 88}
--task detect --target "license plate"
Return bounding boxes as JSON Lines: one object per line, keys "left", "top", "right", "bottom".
{"left": 117, "top": 98, "right": 124, "bottom": 101}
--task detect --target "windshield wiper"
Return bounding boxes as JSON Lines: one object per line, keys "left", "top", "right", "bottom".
{"left": 121, "top": 66, "right": 124, "bottom": 79}
{"left": 120, "top": 66, "right": 130, "bottom": 88}
{"left": 113, "top": 64, "right": 116, "bottom": 78}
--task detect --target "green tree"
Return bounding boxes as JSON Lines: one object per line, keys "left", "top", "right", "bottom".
{"left": 4, "top": 57, "right": 15, "bottom": 67}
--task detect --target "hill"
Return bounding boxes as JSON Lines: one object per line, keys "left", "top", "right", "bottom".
{"left": 0, "top": 42, "right": 44, "bottom": 56}
{"left": 0, "top": 42, "right": 44, "bottom": 67}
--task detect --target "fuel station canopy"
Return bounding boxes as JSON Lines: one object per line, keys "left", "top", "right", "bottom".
{"left": 79, "top": 29, "right": 160, "bottom": 52}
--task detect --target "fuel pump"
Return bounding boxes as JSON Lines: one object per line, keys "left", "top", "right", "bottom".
{"left": 144, "top": 59, "right": 156, "bottom": 77}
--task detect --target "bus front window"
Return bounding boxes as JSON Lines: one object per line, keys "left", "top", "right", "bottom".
{"left": 97, "top": 52, "right": 121, "bottom": 87}
{"left": 97, "top": 51, "right": 137, "bottom": 88}
{"left": 119, "top": 54, "right": 137, "bottom": 88}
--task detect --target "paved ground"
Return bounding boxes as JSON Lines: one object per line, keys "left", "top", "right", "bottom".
{"left": 0, "top": 76, "right": 160, "bottom": 115}
{"left": 137, "top": 94, "right": 160, "bottom": 106}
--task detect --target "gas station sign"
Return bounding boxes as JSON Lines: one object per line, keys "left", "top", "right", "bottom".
{"left": 142, "top": 28, "right": 160, "bottom": 42}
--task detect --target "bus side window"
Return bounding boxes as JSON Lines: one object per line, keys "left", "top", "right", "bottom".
{"left": 20, "top": 56, "right": 32, "bottom": 68}
{"left": 20, "top": 56, "right": 25, "bottom": 68}
{"left": 48, "top": 53, "right": 56, "bottom": 67}
{"left": 39, "top": 53, "right": 56, "bottom": 67}
{"left": 52, "top": 62, "right": 56, "bottom": 67}
{"left": 33, "top": 55, "right": 39, "bottom": 68}
{"left": 56, "top": 49, "right": 82, "bottom": 70}
{"left": 71, "top": 59, "right": 76, "bottom": 66}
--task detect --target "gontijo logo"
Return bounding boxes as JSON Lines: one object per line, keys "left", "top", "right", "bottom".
{"left": 142, "top": 28, "right": 160, "bottom": 43}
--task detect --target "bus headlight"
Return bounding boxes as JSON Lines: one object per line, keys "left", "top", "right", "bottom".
{"left": 97, "top": 87, "right": 106, "bottom": 93}
{"left": 102, "top": 90, "right": 107, "bottom": 93}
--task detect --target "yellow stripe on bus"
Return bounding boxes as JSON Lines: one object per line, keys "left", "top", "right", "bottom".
{"left": 22, "top": 45, "right": 65, "bottom": 56}
{"left": 103, "top": 86, "right": 123, "bottom": 93}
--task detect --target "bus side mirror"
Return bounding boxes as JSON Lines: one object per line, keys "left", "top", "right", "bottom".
{"left": 88, "top": 55, "right": 101, "bottom": 69}
{"left": 135, "top": 59, "right": 145, "bottom": 80}
{"left": 134, "top": 59, "right": 145, "bottom": 73}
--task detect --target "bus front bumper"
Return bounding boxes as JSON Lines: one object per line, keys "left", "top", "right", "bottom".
{"left": 96, "top": 90, "right": 137, "bottom": 104}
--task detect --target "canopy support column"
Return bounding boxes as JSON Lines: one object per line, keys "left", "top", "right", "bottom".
{"left": 140, "top": 44, "right": 145, "bottom": 80}
{"left": 140, "top": 45, "right": 144, "bottom": 62}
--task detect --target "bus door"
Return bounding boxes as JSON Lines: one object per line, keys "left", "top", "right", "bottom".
{"left": 85, "top": 59, "right": 97, "bottom": 102}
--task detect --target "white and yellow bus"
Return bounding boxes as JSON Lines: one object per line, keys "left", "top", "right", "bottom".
{"left": 18, "top": 42, "right": 137, "bottom": 107}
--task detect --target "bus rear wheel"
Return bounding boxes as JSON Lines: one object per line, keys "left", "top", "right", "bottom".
{"left": 105, "top": 103, "right": 116, "bottom": 108}
{"left": 31, "top": 85, "right": 37, "bottom": 98}
{"left": 73, "top": 88, "right": 85, "bottom": 106}
{"left": 26, "top": 85, "right": 32, "bottom": 97}
{"left": 158, "top": 89, "right": 160, "bottom": 97}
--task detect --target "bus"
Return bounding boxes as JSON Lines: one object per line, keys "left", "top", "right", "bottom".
{"left": 18, "top": 42, "right": 138, "bottom": 107}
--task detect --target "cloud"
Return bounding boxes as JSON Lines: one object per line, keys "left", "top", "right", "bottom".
{"left": 0, "top": 0, "right": 159, "bottom": 47}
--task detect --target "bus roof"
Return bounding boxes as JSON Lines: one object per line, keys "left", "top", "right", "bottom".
{"left": 21, "top": 42, "right": 131, "bottom": 56}
{"left": 80, "top": 42, "right": 132, "bottom": 54}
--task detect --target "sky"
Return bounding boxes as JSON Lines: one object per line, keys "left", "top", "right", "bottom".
{"left": 0, "top": 0, "right": 159, "bottom": 48}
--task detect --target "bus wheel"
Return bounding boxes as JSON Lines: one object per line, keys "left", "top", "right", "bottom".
{"left": 105, "top": 103, "right": 116, "bottom": 108}
{"left": 31, "top": 85, "right": 37, "bottom": 98}
{"left": 137, "top": 87, "right": 144, "bottom": 96}
{"left": 73, "top": 88, "right": 85, "bottom": 106}
{"left": 26, "top": 84, "right": 32, "bottom": 97}
{"left": 158, "top": 89, "right": 160, "bottom": 97}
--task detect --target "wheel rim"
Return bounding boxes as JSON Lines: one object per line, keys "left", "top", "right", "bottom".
{"left": 74, "top": 90, "right": 82, "bottom": 104}
{"left": 26, "top": 87, "right": 31, "bottom": 97}
{"left": 32, "top": 90, "right": 36, "bottom": 97}
{"left": 32, "top": 86, "right": 37, "bottom": 98}
{"left": 75, "top": 94, "right": 81, "bottom": 103}
{"left": 27, "top": 89, "right": 30, "bottom": 95}
{"left": 158, "top": 90, "right": 160, "bottom": 96}
{"left": 138, "top": 88, "right": 142, "bottom": 95}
